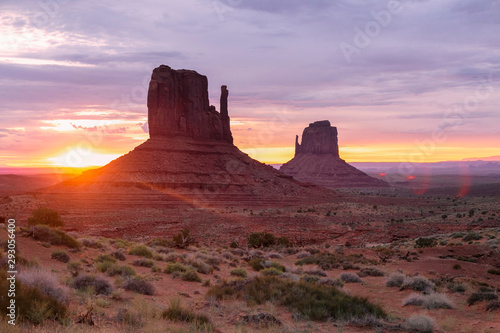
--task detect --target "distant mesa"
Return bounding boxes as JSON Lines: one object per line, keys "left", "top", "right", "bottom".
{"left": 280, "top": 120, "right": 388, "bottom": 188}
{"left": 47, "top": 65, "right": 332, "bottom": 205}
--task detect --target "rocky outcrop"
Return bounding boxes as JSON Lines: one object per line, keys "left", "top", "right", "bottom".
{"left": 48, "top": 66, "right": 332, "bottom": 206}
{"left": 147, "top": 65, "right": 233, "bottom": 143}
{"left": 295, "top": 120, "right": 339, "bottom": 156}
{"left": 281, "top": 121, "right": 388, "bottom": 188}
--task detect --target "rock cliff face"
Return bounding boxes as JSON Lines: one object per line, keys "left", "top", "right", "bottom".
{"left": 147, "top": 65, "right": 233, "bottom": 143}
{"left": 48, "top": 66, "right": 332, "bottom": 206}
{"left": 281, "top": 121, "right": 388, "bottom": 188}
{"left": 295, "top": 120, "right": 339, "bottom": 156}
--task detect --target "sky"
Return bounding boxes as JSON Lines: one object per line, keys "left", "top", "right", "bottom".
{"left": 0, "top": 0, "right": 499, "bottom": 170}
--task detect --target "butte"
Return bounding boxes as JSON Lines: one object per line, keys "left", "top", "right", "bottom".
{"left": 45, "top": 65, "right": 333, "bottom": 208}
{"left": 280, "top": 120, "right": 388, "bottom": 188}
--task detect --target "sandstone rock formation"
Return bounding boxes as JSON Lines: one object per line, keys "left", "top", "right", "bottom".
{"left": 281, "top": 121, "right": 388, "bottom": 188}
{"left": 48, "top": 66, "right": 332, "bottom": 206}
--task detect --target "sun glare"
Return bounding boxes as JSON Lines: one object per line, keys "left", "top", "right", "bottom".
{"left": 47, "top": 149, "right": 121, "bottom": 168}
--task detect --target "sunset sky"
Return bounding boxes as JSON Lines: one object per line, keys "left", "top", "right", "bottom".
{"left": 1, "top": 0, "right": 499, "bottom": 170}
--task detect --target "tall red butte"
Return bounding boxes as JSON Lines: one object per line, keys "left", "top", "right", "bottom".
{"left": 47, "top": 65, "right": 332, "bottom": 207}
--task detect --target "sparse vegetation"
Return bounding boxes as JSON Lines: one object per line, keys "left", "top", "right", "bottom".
{"left": 487, "top": 268, "right": 500, "bottom": 275}
{"left": 207, "top": 276, "right": 386, "bottom": 322}
{"left": 173, "top": 228, "right": 193, "bottom": 248}
{"left": 415, "top": 237, "right": 436, "bottom": 248}
{"left": 51, "top": 250, "right": 69, "bottom": 263}
{"left": 133, "top": 258, "right": 155, "bottom": 268}
{"left": 70, "top": 274, "right": 113, "bottom": 295}
{"left": 230, "top": 268, "right": 247, "bottom": 278}
{"left": 405, "top": 315, "right": 435, "bottom": 333}
{"left": 296, "top": 252, "right": 376, "bottom": 270}
{"left": 357, "top": 267, "right": 384, "bottom": 277}
{"left": 29, "top": 225, "right": 80, "bottom": 249}
{"left": 248, "top": 231, "right": 276, "bottom": 248}
{"left": 467, "top": 292, "right": 498, "bottom": 306}
{"left": 129, "top": 244, "right": 153, "bottom": 258}
{"left": 123, "top": 277, "right": 155, "bottom": 295}
{"left": 386, "top": 272, "right": 405, "bottom": 287}
{"left": 162, "top": 298, "right": 214, "bottom": 331}
{"left": 340, "top": 272, "right": 363, "bottom": 283}
{"left": 28, "top": 207, "right": 63, "bottom": 227}
{"left": 181, "top": 270, "right": 202, "bottom": 282}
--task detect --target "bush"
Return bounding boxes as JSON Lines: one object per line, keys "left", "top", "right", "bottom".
{"left": 207, "top": 276, "right": 386, "bottom": 322}
{"left": 452, "top": 264, "right": 462, "bottom": 270}
{"left": 162, "top": 299, "right": 213, "bottom": 331}
{"left": 340, "top": 273, "right": 363, "bottom": 283}
{"left": 463, "top": 232, "right": 482, "bottom": 242}
{"left": 28, "top": 207, "right": 63, "bottom": 227}
{"left": 248, "top": 232, "right": 276, "bottom": 248}
{"left": 277, "top": 236, "right": 291, "bottom": 247}
{"left": 96, "top": 254, "right": 116, "bottom": 264}
{"left": 173, "top": 229, "right": 193, "bottom": 249}
{"left": 261, "top": 267, "right": 283, "bottom": 276}
{"left": 67, "top": 261, "right": 81, "bottom": 277}
{"left": 467, "top": 292, "right": 498, "bottom": 306}
{"left": 402, "top": 276, "right": 435, "bottom": 293}
{"left": 486, "top": 301, "right": 500, "bottom": 312}
{"left": 112, "top": 251, "right": 126, "bottom": 261}
{"left": 81, "top": 238, "right": 103, "bottom": 249}
{"left": 51, "top": 250, "right": 69, "bottom": 263}
{"left": 181, "top": 270, "right": 202, "bottom": 282}
{"left": 0, "top": 270, "right": 67, "bottom": 325}
{"left": 70, "top": 274, "right": 113, "bottom": 295}
{"left": 133, "top": 259, "right": 155, "bottom": 268}
{"left": 423, "top": 293, "right": 454, "bottom": 309}
{"left": 405, "top": 315, "right": 435, "bottom": 333}
{"left": 357, "top": 267, "right": 384, "bottom": 277}
{"left": 415, "top": 237, "right": 436, "bottom": 248}
{"left": 447, "top": 282, "right": 467, "bottom": 293}
{"left": 129, "top": 245, "right": 153, "bottom": 258}
{"left": 18, "top": 266, "right": 68, "bottom": 304}
{"left": 296, "top": 251, "right": 311, "bottom": 259}
{"left": 296, "top": 253, "right": 376, "bottom": 270}
{"left": 402, "top": 293, "right": 424, "bottom": 306}
{"left": 230, "top": 268, "right": 247, "bottom": 278}
{"left": 164, "top": 262, "right": 190, "bottom": 274}
{"left": 487, "top": 268, "right": 500, "bottom": 275}
{"left": 123, "top": 277, "right": 155, "bottom": 295}
{"left": 30, "top": 225, "right": 80, "bottom": 249}
{"left": 107, "top": 265, "right": 136, "bottom": 277}
{"left": 386, "top": 272, "right": 406, "bottom": 287}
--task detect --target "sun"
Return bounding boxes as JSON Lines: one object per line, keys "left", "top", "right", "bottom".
{"left": 47, "top": 148, "right": 121, "bottom": 169}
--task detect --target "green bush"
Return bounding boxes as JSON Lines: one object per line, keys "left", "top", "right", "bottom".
{"left": 28, "top": 207, "right": 63, "bottom": 227}
{"left": 296, "top": 253, "right": 376, "bottom": 270}
{"left": 207, "top": 276, "right": 386, "bottom": 322}
{"left": 173, "top": 229, "right": 193, "bottom": 249}
{"left": 261, "top": 267, "right": 283, "bottom": 276}
{"left": 463, "top": 233, "right": 482, "bottom": 242}
{"left": 133, "top": 259, "right": 155, "bottom": 268}
{"left": 31, "top": 225, "right": 80, "bottom": 249}
{"left": 230, "top": 268, "right": 247, "bottom": 278}
{"left": 129, "top": 245, "right": 153, "bottom": 258}
{"left": 70, "top": 274, "right": 112, "bottom": 295}
{"left": 181, "top": 270, "right": 202, "bottom": 282}
{"left": 248, "top": 232, "right": 276, "bottom": 248}
{"left": 164, "top": 262, "right": 190, "bottom": 274}
{"left": 415, "top": 237, "right": 436, "bottom": 248}
{"left": 162, "top": 299, "right": 213, "bottom": 331}
{"left": 467, "top": 292, "right": 498, "bottom": 306}
{"left": 51, "top": 250, "right": 69, "bottom": 263}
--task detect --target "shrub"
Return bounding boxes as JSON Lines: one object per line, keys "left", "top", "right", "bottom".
{"left": 173, "top": 229, "right": 193, "bottom": 248}
{"left": 0, "top": 270, "right": 67, "bottom": 325}
{"left": 162, "top": 298, "right": 213, "bottom": 331}
{"left": 296, "top": 253, "right": 376, "bottom": 270}
{"left": 248, "top": 232, "right": 276, "bottom": 248}
{"left": 402, "top": 293, "right": 424, "bottom": 306}
{"left": 487, "top": 268, "right": 500, "bottom": 275}
{"left": 405, "top": 315, "right": 435, "bottom": 333}
{"left": 277, "top": 236, "right": 291, "bottom": 247}
{"left": 28, "top": 207, "right": 63, "bottom": 227}
{"left": 51, "top": 250, "right": 69, "bottom": 263}
{"left": 415, "top": 237, "right": 436, "bottom": 248}
{"left": 187, "top": 259, "right": 213, "bottom": 274}
{"left": 181, "top": 270, "right": 202, "bottom": 282}
{"left": 463, "top": 232, "right": 482, "bottom": 242}
{"left": 486, "top": 301, "right": 500, "bottom": 312}
{"left": 30, "top": 225, "right": 80, "bottom": 249}
{"left": 18, "top": 266, "right": 68, "bottom": 303}
{"left": 107, "top": 265, "right": 136, "bottom": 277}
{"left": 296, "top": 251, "right": 311, "bottom": 259}
{"left": 447, "top": 282, "right": 467, "bottom": 293}
{"left": 423, "top": 293, "right": 454, "bottom": 309}
{"left": 133, "top": 259, "right": 155, "bottom": 268}
{"left": 402, "top": 276, "right": 435, "bottom": 293}
{"left": 452, "top": 264, "right": 462, "bottom": 270}
{"left": 248, "top": 258, "right": 266, "bottom": 271}
{"left": 129, "top": 245, "right": 153, "bottom": 258}
{"left": 164, "top": 262, "right": 190, "bottom": 274}
{"left": 261, "top": 267, "right": 283, "bottom": 276}
{"left": 340, "top": 273, "right": 363, "bottom": 283}
{"left": 386, "top": 272, "right": 406, "bottom": 287}
{"left": 467, "top": 292, "right": 498, "bottom": 306}
{"left": 70, "top": 274, "right": 113, "bottom": 295}
{"left": 123, "top": 277, "right": 155, "bottom": 295}
{"left": 207, "top": 276, "right": 386, "bottom": 322}
{"left": 265, "top": 252, "right": 283, "bottom": 259}
{"left": 230, "top": 268, "right": 247, "bottom": 278}
{"left": 67, "top": 261, "right": 81, "bottom": 277}
{"left": 112, "top": 251, "right": 126, "bottom": 261}
{"left": 115, "top": 308, "right": 142, "bottom": 327}
{"left": 357, "top": 267, "right": 384, "bottom": 277}
{"left": 96, "top": 254, "right": 116, "bottom": 264}
{"left": 221, "top": 251, "right": 234, "bottom": 260}
{"left": 81, "top": 238, "right": 103, "bottom": 249}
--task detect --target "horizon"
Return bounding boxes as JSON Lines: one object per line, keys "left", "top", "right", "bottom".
{"left": 1, "top": 1, "right": 499, "bottom": 169}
